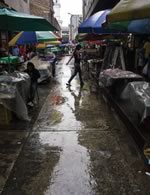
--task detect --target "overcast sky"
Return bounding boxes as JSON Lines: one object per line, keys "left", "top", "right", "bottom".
{"left": 60, "top": 0, "right": 82, "bottom": 26}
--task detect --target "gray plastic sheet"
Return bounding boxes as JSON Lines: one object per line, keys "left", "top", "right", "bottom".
{"left": 0, "top": 72, "right": 31, "bottom": 121}
{"left": 99, "top": 68, "right": 143, "bottom": 87}
{"left": 121, "top": 81, "right": 150, "bottom": 122}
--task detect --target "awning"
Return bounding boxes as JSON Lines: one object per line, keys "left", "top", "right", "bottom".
{"left": 107, "top": 0, "right": 150, "bottom": 23}
{"left": 76, "top": 33, "right": 115, "bottom": 42}
{"left": 108, "top": 18, "right": 150, "bottom": 34}
{"left": 78, "top": 10, "right": 113, "bottom": 34}
{"left": 0, "top": 7, "right": 57, "bottom": 31}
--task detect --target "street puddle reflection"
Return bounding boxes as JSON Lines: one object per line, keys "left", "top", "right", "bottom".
{"left": 38, "top": 132, "right": 96, "bottom": 195}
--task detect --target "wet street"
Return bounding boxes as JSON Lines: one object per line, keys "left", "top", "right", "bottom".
{"left": 1, "top": 56, "right": 150, "bottom": 195}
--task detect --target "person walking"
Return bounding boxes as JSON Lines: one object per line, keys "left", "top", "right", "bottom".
{"left": 66, "top": 44, "right": 84, "bottom": 88}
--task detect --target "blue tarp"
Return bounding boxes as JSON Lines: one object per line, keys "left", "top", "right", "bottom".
{"left": 78, "top": 10, "right": 113, "bottom": 34}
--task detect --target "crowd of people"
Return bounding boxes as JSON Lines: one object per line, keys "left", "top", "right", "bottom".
{"left": 9, "top": 44, "right": 36, "bottom": 63}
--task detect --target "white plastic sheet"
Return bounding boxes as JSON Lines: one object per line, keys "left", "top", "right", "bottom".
{"left": 121, "top": 81, "right": 150, "bottom": 122}
{"left": 0, "top": 72, "right": 31, "bottom": 121}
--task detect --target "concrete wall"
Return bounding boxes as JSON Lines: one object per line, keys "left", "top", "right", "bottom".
{"left": 4, "top": 0, "right": 30, "bottom": 13}
{"left": 70, "top": 15, "right": 82, "bottom": 40}
{"left": 30, "top": 0, "right": 54, "bottom": 23}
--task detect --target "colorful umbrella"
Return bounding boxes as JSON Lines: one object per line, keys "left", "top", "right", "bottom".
{"left": 108, "top": 18, "right": 150, "bottom": 34}
{"left": 9, "top": 31, "right": 59, "bottom": 46}
{"left": 107, "top": 0, "right": 150, "bottom": 23}
{"left": 36, "top": 41, "right": 61, "bottom": 49}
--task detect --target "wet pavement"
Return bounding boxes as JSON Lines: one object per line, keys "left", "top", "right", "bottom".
{"left": 1, "top": 56, "right": 150, "bottom": 195}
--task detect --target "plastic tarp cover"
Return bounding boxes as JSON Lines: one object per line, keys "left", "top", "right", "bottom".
{"left": 99, "top": 68, "right": 143, "bottom": 87}
{"left": 121, "top": 81, "right": 150, "bottom": 122}
{"left": 0, "top": 72, "right": 31, "bottom": 121}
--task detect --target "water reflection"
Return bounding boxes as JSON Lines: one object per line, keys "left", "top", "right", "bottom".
{"left": 67, "top": 87, "right": 82, "bottom": 121}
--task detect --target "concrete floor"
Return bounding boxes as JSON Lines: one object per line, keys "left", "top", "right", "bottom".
{"left": 1, "top": 56, "right": 150, "bottom": 195}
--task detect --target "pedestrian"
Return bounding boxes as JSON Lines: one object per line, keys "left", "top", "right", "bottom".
{"left": 66, "top": 44, "right": 84, "bottom": 88}
{"left": 25, "top": 62, "right": 40, "bottom": 106}
{"left": 12, "top": 46, "right": 19, "bottom": 56}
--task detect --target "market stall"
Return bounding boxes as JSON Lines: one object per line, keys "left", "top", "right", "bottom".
{"left": 121, "top": 81, "right": 150, "bottom": 127}
{"left": 0, "top": 72, "right": 31, "bottom": 123}
{"left": 99, "top": 68, "right": 144, "bottom": 96}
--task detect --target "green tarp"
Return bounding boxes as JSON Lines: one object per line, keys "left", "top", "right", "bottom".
{"left": 0, "top": 56, "right": 19, "bottom": 64}
{"left": 0, "top": 7, "right": 57, "bottom": 31}
{"left": 107, "top": 0, "right": 150, "bottom": 23}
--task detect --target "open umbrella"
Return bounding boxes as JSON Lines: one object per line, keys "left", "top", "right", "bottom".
{"left": 9, "top": 31, "right": 59, "bottom": 46}
{"left": 0, "top": 7, "right": 57, "bottom": 31}
{"left": 107, "top": 0, "right": 150, "bottom": 23}
{"left": 36, "top": 40, "right": 61, "bottom": 49}
{"left": 108, "top": 18, "right": 150, "bottom": 34}
{"left": 78, "top": 10, "right": 113, "bottom": 34}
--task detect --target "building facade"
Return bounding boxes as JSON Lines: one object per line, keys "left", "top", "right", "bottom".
{"left": 4, "top": 0, "right": 30, "bottom": 13}
{"left": 83, "top": 0, "right": 120, "bottom": 19}
{"left": 69, "top": 15, "right": 82, "bottom": 41}
{"left": 53, "top": 0, "right": 62, "bottom": 27}
{"left": 30, "top": 0, "right": 60, "bottom": 31}
{"left": 61, "top": 26, "right": 69, "bottom": 43}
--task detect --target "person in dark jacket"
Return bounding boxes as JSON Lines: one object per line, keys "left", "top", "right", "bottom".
{"left": 66, "top": 44, "right": 84, "bottom": 88}
{"left": 25, "top": 62, "right": 40, "bottom": 105}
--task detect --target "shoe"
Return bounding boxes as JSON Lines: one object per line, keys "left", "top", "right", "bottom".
{"left": 66, "top": 82, "right": 71, "bottom": 86}
{"left": 27, "top": 102, "right": 34, "bottom": 107}
{"left": 80, "top": 83, "right": 84, "bottom": 88}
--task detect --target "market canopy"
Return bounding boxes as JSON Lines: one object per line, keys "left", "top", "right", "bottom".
{"left": 78, "top": 10, "right": 114, "bottom": 34}
{"left": 9, "top": 31, "right": 60, "bottom": 46}
{"left": 107, "top": 0, "right": 150, "bottom": 23}
{"left": 36, "top": 40, "right": 61, "bottom": 49}
{"left": 0, "top": 7, "right": 57, "bottom": 31}
{"left": 76, "top": 33, "right": 115, "bottom": 42}
{"left": 108, "top": 18, "right": 150, "bottom": 34}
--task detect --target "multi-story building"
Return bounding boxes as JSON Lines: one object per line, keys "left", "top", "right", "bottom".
{"left": 0, "top": 0, "right": 30, "bottom": 51}
{"left": 83, "top": 0, "right": 120, "bottom": 19}
{"left": 30, "top": 0, "right": 60, "bottom": 31}
{"left": 69, "top": 15, "right": 82, "bottom": 41}
{"left": 53, "top": 0, "right": 62, "bottom": 27}
{"left": 4, "top": 0, "right": 30, "bottom": 13}
{"left": 61, "top": 26, "right": 69, "bottom": 43}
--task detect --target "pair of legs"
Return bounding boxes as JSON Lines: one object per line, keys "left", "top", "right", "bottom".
{"left": 67, "top": 65, "right": 84, "bottom": 87}
{"left": 28, "top": 82, "right": 38, "bottom": 104}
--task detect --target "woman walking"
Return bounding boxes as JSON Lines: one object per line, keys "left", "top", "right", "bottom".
{"left": 66, "top": 44, "right": 84, "bottom": 88}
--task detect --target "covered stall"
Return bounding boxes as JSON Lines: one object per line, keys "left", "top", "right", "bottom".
{"left": 0, "top": 7, "right": 57, "bottom": 123}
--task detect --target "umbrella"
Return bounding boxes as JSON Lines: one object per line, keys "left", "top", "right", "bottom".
{"left": 0, "top": 7, "right": 57, "bottom": 31}
{"left": 108, "top": 18, "right": 150, "bottom": 34}
{"left": 78, "top": 10, "right": 116, "bottom": 34}
{"left": 107, "top": 0, "right": 150, "bottom": 23}
{"left": 36, "top": 41, "right": 61, "bottom": 49}
{"left": 9, "top": 31, "right": 59, "bottom": 46}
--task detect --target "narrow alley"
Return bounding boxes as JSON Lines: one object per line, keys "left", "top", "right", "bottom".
{"left": 1, "top": 57, "right": 150, "bottom": 195}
